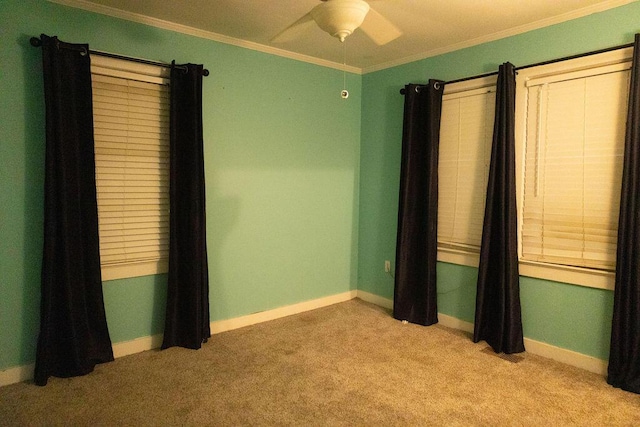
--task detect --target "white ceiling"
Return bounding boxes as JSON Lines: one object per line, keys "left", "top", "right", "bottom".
{"left": 57, "top": 0, "right": 636, "bottom": 73}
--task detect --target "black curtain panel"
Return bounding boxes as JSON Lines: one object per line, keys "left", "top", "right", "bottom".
{"left": 393, "top": 80, "right": 444, "bottom": 326}
{"left": 473, "top": 62, "right": 525, "bottom": 354}
{"left": 162, "top": 62, "right": 211, "bottom": 350}
{"left": 608, "top": 34, "right": 640, "bottom": 394}
{"left": 34, "top": 35, "right": 114, "bottom": 386}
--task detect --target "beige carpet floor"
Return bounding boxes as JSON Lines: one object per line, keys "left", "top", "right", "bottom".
{"left": 1, "top": 298, "right": 638, "bottom": 426}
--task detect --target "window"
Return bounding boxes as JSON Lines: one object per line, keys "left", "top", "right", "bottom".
{"left": 515, "top": 48, "right": 633, "bottom": 290}
{"left": 438, "top": 76, "right": 496, "bottom": 266}
{"left": 436, "top": 48, "right": 633, "bottom": 290}
{"left": 91, "top": 56, "right": 170, "bottom": 281}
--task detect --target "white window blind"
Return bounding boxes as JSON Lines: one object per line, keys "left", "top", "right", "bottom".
{"left": 521, "top": 67, "right": 629, "bottom": 271}
{"left": 438, "top": 84, "right": 495, "bottom": 255}
{"left": 91, "top": 56, "right": 170, "bottom": 281}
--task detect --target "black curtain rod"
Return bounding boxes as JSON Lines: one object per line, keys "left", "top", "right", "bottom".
{"left": 517, "top": 41, "right": 633, "bottom": 71}
{"left": 30, "top": 36, "right": 209, "bottom": 77}
{"left": 400, "top": 41, "right": 634, "bottom": 95}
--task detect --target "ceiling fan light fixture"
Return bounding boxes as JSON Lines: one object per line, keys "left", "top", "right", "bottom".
{"left": 311, "top": 0, "right": 370, "bottom": 42}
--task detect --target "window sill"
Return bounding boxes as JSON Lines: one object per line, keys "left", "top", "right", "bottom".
{"left": 437, "top": 250, "right": 614, "bottom": 291}
{"left": 437, "top": 248, "right": 479, "bottom": 268}
{"left": 102, "top": 259, "right": 168, "bottom": 282}
{"left": 518, "top": 261, "right": 614, "bottom": 291}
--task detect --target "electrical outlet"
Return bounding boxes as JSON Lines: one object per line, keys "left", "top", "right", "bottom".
{"left": 384, "top": 260, "right": 391, "bottom": 273}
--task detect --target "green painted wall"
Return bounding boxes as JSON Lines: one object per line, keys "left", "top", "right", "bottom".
{"left": 358, "top": 1, "right": 640, "bottom": 361}
{"left": 0, "top": 0, "right": 361, "bottom": 370}
{"left": 2, "top": 0, "right": 637, "bottom": 373}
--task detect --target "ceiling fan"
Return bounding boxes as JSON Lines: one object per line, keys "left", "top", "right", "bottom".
{"left": 271, "top": 0, "right": 402, "bottom": 45}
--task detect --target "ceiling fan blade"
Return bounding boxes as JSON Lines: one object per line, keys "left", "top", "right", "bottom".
{"left": 359, "top": 6, "right": 402, "bottom": 45}
{"left": 271, "top": 13, "right": 316, "bottom": 43}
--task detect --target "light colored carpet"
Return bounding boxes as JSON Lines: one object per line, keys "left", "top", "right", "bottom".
{"left": 1, "top": 298, "right": 638, "bottom": 425}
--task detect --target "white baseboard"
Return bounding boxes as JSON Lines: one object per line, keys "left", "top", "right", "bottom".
{"left": 0, "top": 335, "right": 166, "bottom": 387}
{"left": 114, "top": 290, "right": 358, "bottom": 356}
{"left": 523, "top": 337, "right": 607, "bottom": 375}
{"left": 355, "top": 290, "right": 393, "bottom": 309}
{"left": 0, "top": 364, "right": 35, "bottom": 388}
{"left": 210, "top": 290, "right": 357, "bottom": 334}
{"left": 0, "top": 290, "right": 358, "bottom": 387}
{"left": 355, "top": 291, "right": 608, "bottom": 376}
{"left": 112, "top": 333, "right": 164, "bottom": 359}
{"left": 1, "top": 289, "right": 607, "bottom": 387}
{"left": 437, "top": 312, "right": 475, "bottom": 333}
